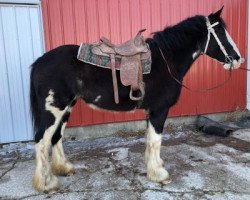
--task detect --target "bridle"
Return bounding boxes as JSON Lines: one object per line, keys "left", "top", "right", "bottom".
{"left": 202, "top": 17, "right": 233, "bottom": 65}
{"left": 157, "top": 17, "right": 234, "bottom": 92}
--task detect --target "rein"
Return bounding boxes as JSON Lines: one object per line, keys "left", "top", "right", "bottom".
{"left": 158, "top": 47, "right": 232, "bottom": 92}
{"left": 239, "top": 67, "right": 250, "bottom": 71}
{"left": 157, "top": 17, "right": 235, "bottom": 93}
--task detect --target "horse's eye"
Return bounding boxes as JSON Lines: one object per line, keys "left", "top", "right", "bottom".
{"left": 215, "top": 28, "right": 225, "bottom": 35}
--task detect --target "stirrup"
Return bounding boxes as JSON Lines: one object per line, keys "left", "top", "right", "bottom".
{"left": 129, "top": 84, "right": 145, "bottom": 101}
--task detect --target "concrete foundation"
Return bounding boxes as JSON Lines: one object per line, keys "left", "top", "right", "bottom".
{"left": 65, "top": 111, "right": 247, "bottom": 140}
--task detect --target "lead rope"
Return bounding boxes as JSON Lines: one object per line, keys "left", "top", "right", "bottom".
{"left": 158, "top": 47, "right": 232, "bottom": 92}
{"left": 239, "top": 67, "right": 250, "bottom": 71}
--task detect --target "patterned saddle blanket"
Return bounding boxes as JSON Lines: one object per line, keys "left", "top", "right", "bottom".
{"left": 77, "top": 43, "right": 151, "bottom": 74}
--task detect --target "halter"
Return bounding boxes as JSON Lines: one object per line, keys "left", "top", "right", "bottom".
{"left": 156, "top": 16, "right": 235, "bottom": 93}
{"left": 203, "top": 17, "right": 233, "bottom": 64}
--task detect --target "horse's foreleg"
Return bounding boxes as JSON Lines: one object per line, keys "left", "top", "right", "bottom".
{"left": 145, "top": 110, "right": 171, "bottom": 184}
{"left": 51, "top": 107, "right": 75, "bottom": 176}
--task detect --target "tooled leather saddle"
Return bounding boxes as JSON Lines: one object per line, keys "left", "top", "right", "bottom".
{"left": 77, "top": 29, "right": 151, "bottom": 104}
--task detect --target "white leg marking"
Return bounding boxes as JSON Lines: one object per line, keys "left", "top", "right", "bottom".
{"left": 33, "top": 125, "right": 59, "bottom": 192}
{"left": 33, "top": 90, "right": 69, "bottom": 192}
{"left": 51, "top": 122, "right": 75, "bottom": 176}
{"left": 145, "top": 123, "right": 171, "bottom": 184}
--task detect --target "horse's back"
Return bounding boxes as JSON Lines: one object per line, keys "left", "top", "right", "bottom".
{"left": 32, "top": 45, "right": 79, "bottom": 69}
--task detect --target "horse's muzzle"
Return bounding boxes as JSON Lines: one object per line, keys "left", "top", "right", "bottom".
{"left": 223, "top": 57, "right": 245, "bottom": 70}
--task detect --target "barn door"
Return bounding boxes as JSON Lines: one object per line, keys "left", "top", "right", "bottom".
{"left": 0, "top": 2, "right": 44, "bottom": 143}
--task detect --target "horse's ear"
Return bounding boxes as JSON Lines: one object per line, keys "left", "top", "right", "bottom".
{"left": 209, "top": 6, "right": 224, "bottom": 19}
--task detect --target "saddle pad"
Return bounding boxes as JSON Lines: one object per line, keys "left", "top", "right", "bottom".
{"left": 77, "top": 43, "right": 151, "bottom": 74}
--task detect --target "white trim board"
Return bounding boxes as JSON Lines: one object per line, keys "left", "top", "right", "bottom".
{"left": 0, "top": 0, "right": 40, "bottom": 4}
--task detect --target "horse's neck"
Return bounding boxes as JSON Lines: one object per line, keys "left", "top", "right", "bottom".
{"left": 171, "top": 40, "right": 201, "bottom": 78}
{"left": 167, "top": 19, "right": 206, "bottom": 78}
{"left": 172, "top": 44, "right": 200, "bottom": 78}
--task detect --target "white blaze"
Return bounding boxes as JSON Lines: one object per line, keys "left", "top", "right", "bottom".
{"left": 224, "top": 29, "right": 244, "bottom": 69}
{"left": 225, "top": 29, "right": 241, "bottom": 58}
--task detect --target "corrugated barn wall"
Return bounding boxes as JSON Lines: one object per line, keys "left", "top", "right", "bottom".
{"left": 41, "top": 0, "right": 248, "bottom": 127}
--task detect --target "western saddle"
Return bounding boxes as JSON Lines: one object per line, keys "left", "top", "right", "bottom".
{"left": 91, "top": 29, "right": 150, "bottom": 104}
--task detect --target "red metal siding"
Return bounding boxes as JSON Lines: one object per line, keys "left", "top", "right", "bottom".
{"left": 41, "top": 0, "right": 248, "bottom": 127}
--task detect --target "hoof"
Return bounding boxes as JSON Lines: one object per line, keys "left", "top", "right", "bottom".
{"left": 32, "top": 172, "right": 59, "bottom": 193}
{"left": 52, "top": 161, "right": 75, "bottom": 176}
{"left": 147, "top": 167, "right": 170, "bottom": 183}
{"left": 161, "top": 177, "right": 172, "bottom": 185}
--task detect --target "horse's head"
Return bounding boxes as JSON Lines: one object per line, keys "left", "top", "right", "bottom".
{"left": 202, "top": 6, "right": 244, "bottom": 69}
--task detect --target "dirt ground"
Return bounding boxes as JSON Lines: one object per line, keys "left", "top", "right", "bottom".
{"left": 0, "top": 125, "right": 250, "bottom": 200}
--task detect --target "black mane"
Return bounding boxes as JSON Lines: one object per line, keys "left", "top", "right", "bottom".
{"left": 150, "top": 15, "right": 207, "bottom": 59}
{"left": 149, "top": 15, "right": 226, "bottom": 60}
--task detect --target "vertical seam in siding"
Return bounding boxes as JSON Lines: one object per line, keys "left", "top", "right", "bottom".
{"left": 14, "top": 5, "right": 29, "bottom": 138}
{"left": 139, "top": 0, "right": 142, "bottom": 29}
{"left": 38, "top": 3, "right": 45, "bottom": 53}
{"left": 159, "top": 0, "right": 162, "bottom": 28}
{"left": 128, "top": 0, "right": 132, "bottom": 37}
{"left": 107, "top": 0, "right": 111, "bottom": 37}
{"left": 71, "top": 0, "right": 77, "bottom": 44}
{"left": 59, "top": 0, "right": 65, "bottom": 44}
{"left": 46, "top": 0, "right": 52, "bottom": 49}
{"left": 83, "top": 0, "right": 89, "bottom": 42}
{"left": 149, "top": 0, "right": 152, "bottom": 31}
{"left": 28, "top": 7, "right": 35, "bottom": 59}
{"left": 1, "top": 6, "right": 15, "bottom": 139}
{"left": 118, "top": 0, "right": 121, "bottom": 41}
{"left": 96, "top": 0, "right": 100, "bottom": 38}
{"left": 118, "top": 0, "right": 122, "bottom": 41}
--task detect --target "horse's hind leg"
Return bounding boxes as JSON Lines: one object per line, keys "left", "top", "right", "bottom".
{"left": 51, "top": 99, "right": 76, "bottom": 176}
{"left": 32, "top": 90, "right": 70, "bottom": 192}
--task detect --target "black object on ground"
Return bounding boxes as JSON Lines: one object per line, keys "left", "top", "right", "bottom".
{"left": 196, "top": 116, "right": 240, "bottom": 137}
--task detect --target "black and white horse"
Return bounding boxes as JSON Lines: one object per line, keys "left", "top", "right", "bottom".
{"left": 30, "top": 7, "right": 243, "bottom": 192}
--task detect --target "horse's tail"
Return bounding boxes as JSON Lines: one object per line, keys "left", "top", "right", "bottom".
{"left": 30, "top": 65, "right": 40, "bottom": 134}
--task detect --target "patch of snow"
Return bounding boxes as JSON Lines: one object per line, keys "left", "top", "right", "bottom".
{"left": 211, "top": 144, "right": 237, "bottom": 154}
{"left": 181, "top": 171, "right": 204, "bottom": 189}
{"left": 225, "top": 162, "right": 250, "bottom": 181}
{"left": 232, "top": 129, "right": 250, "bottom": 142}
{"left": 142, "top": 190, "right": 175, "bottom": 200}
{"left": 108, "top": 148, "right": 129, "bottom": 160}
{"left": 74, "top": 163, "right": 88, "bottom": 170}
